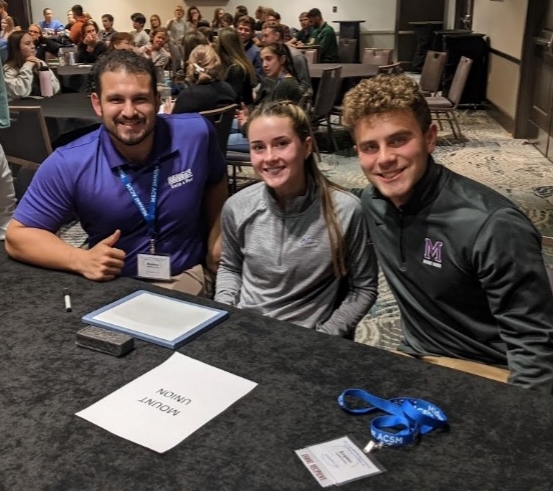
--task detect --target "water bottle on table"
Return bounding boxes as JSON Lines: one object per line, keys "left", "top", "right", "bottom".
{"left": 161, "top": 70, "right": 172, "bottom": 103}
{"left": 58, "top": 47, "right": 65, "bottom": 66}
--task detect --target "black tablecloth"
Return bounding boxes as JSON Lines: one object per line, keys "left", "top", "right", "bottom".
{"left": 9, "top": 92, "right": 101, "bottom": 146}
{"left": 308, "top": 63, "right": 379, "bottom": 79}
{"left": 2, "top": 248, "right": 553, "bottom": 490}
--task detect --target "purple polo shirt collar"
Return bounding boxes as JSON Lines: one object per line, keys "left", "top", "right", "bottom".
{"left": 99, "top": 115, "right": 179, "bottom": 169}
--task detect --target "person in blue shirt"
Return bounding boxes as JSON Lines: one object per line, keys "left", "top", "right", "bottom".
{"left": 38, "top": 8, "right": 65, "bottom": 35}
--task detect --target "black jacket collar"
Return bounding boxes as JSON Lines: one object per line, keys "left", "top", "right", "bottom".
{"left": 371, "top": 155, "right": 446, "bottom": 214}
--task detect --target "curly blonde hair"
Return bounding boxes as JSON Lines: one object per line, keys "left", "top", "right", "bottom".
{"left": 342, "top": 74, "right": 431, "bottom": 134}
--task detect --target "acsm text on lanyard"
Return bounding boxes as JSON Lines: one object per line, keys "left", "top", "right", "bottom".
{"left": 118, "top": 166, "right": 160, "bottom": 254}
{"left": 338, "top": 388, "right": 449, "bottom": 452}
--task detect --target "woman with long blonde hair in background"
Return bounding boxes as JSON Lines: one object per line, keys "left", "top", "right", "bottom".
{"left": 172, "top": 44, "right": 238, "bottom": 114}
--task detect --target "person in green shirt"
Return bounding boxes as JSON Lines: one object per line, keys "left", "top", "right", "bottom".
{"left": 306, "top": 8, "right": 337, "bottom": 63}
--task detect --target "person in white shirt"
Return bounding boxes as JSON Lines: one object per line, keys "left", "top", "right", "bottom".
{"left": 3, "top": 30, "right": 60, "bottom": 100}
{"left": 130, "top": 12, "right": 149, "bottom": 48}
{"left": 166, "top": 5, "right": 187, "bottom": 46}
{"left": 99, "top": 14, "right": 117, "bottom": 44}
{"left": 143, "top": 28, "right": 169, "bottom": 67}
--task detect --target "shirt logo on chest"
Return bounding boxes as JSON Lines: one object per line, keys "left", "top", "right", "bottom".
{"left": 167, "top": 169, "right": 194, "bottom": 189}
{"left": 423, "top": 238, "right": 443, "bottom": 268}
{"left": 299, "top": 235, "right": 319, "bottom": 247}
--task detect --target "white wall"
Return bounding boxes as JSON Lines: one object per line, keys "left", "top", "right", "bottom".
{"left": 471, "top": 0, "right": 528, "bottom": 120}
{"left": 472, "top": 0, "right": 527, "bottom": 58}
{"left": 30, "top": 1, "right": 397, "bottom": 34}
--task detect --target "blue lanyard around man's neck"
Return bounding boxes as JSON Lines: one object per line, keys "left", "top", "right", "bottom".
{"left": 117, "top": 165, "right": 160, "bottom": 254}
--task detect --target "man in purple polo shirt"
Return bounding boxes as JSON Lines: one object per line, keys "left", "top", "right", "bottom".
{"left": 5, "top": 50, "right": 227, "bottom": 296}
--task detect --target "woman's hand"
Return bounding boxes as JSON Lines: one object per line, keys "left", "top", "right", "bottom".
{"left": 25, "top": 56, "right": 43, "bottom": 69}
{"left": 162, "top": 99, "right": 174, "bottom": 114}
{"left": 83, "top": 33, "right": 97, "bottom": 47}
{"left": 235, "top": 102, "right": 249, "bottom": 128}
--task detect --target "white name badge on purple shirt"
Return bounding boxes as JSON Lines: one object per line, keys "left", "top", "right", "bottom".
{"left": 137, "top": 254, "right": 171, "bottom": 280}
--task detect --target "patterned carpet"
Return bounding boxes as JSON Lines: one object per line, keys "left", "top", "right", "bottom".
{"left": 316, "top": 110, "right": 553, "bottom": 349}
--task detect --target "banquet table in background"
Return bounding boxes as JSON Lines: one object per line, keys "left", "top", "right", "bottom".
{"left": 1, "top": 247, "right": 553, "bottom": 490}
{"left": 9, "top": 92, "right": 101, "bottom": 147}
{"left": 308, "top": 63, "right": 379, "bottom": 79}
{"left": 53, "top": 64, "right": 94, "bottom": 93}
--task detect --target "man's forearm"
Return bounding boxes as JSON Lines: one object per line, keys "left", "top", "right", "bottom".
{"left": 5, "top": 220, "right": 88, "bottom": 275}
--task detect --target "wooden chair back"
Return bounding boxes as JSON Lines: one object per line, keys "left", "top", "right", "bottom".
{"left": 199, "top": 103, "right": 238, "bottom": 156}
{"left": 419, "top": 50, "right": 447, "bottom": 95}
{"left": 361, "top": 48, "right": 393, "bottom": 65}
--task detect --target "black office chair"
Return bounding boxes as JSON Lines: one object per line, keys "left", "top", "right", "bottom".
{"left": 310, "top": 66, "right": 343, "bottom": 153}
{"left": 425, "top": 56, "right": 473, "bottom": 139}
{"left": 338, "top": 38, "right": 357, "bottom": 63}
{"left": 419, "top": 50, "right": 447, "bottom": 96}
{"left": 0, "top": 107, "right": 52, "bottom": 201}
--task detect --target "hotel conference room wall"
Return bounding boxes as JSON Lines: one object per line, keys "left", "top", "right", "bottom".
{"left": 472, "top": 0, "right": 528, "bottom": 120}
{"left": 28, "top": 0, "right": 397, "bottom": 38}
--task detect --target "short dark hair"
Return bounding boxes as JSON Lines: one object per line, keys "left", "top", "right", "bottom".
{"left": 102, "top": 14, "right": 114, "bottom": 23}
{"left": 108, "top": 31, "right": 134, "bottom": 50}
{"left": 236, "top": 15, "right": 255, "bottom": 32}
{"left": 151, "top": 27, "right": 167, "bottom": 38}
{"left": 130, "top": 12, "right": 146, "bottom": 26}
{"left": 236, "top": 5, "right": 248, "bottom": 15}
{"left": 265, "top": 24, "right": 285, "bottom": 41}
{"left": 197, "top": 26, "right": 214, "bottom": 43}
{"left": 71, "top": 4, "right": 83, "bottom": 17}
{"left": 92, "top": 49, "right": 157, "bottom": 97}
{"left": 220, "top": 13, "right": 234, "bottom": 26}
{"left": 307, "top": 8, "right": 322, "bottom": 18}
{"left": 43, "top": 7, "right": 52, "bottom": 15}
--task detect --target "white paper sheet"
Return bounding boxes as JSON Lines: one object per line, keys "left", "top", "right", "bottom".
{"left": 91, "top": 291, "right": 221, "bottom": 342}
{"left": 76, "top": 353, "right": 257, "bottom": 453}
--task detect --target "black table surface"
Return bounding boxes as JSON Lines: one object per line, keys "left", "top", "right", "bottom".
{"left": 2, "top": 248, "right": 553, "bottom": 490}
{"left": 53, "top": 64, "right": 93, "bottom": 93}
{"left": 309, "top": 63, "right": 379, "bottom": 79}
{"left": 9, "top": 92, "right": 100, "bottom": 146}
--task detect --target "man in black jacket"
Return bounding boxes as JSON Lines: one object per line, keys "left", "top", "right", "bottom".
{"left": 342, "top": 74, "right": 553, "bottom": 394}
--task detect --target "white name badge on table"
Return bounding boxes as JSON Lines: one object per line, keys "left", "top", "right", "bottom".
{"left": 296, "top": 436, "right": 385, "bottom": 487}
{"left": 76, "top": 352, "right": 257, "bottom": 453}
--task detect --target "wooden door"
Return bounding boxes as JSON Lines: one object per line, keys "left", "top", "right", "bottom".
{"left": 519, "top": 0, "right": 553, "bottom": 159}
{"left": 7, "top": 0, "right": 31, "bottom": 30}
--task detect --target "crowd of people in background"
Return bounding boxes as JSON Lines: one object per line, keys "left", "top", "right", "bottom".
{"left": 0, "top": 3, "right": 552, "bottom": 395}
{"left": 0, "top": 3, "right": 337, "bottom": 103}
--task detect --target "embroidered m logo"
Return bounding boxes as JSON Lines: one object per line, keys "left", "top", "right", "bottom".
{"left": 423, "top": 238, "right": 443, "bottom": 268}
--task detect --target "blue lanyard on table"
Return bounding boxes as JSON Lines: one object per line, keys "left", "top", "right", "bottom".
{"left": 117, "top": 165, "right": 160, "bottom": 254}
{"left": 337, "top": 388, "right": 449, "bottom": 451}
